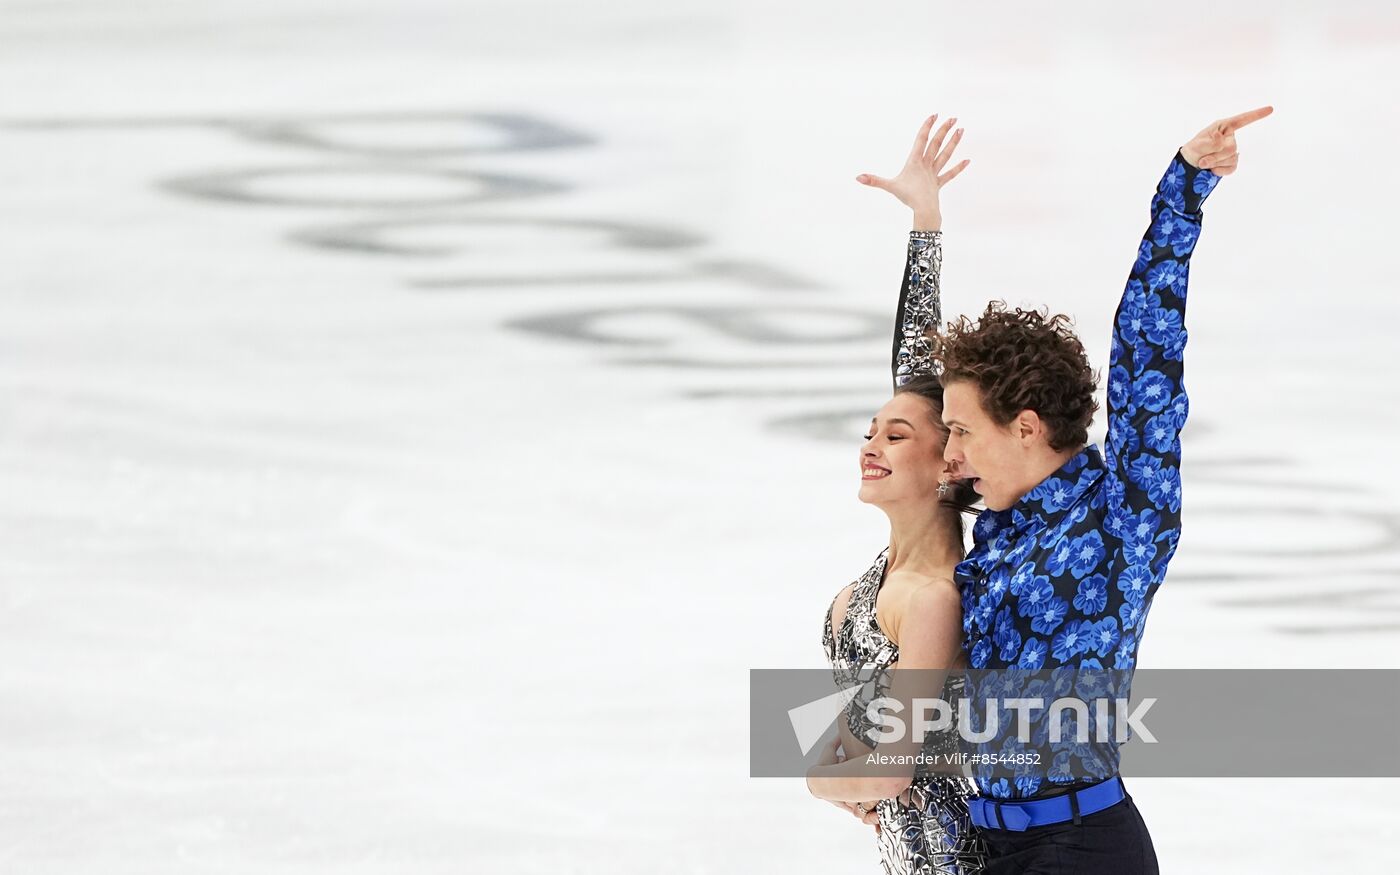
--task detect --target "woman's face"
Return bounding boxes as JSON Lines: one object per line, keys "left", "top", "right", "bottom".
{"left": 858, "top": 393, "right": 951, "bottom": 506}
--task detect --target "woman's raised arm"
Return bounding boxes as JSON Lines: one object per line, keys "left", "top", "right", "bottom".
{"left": 856, "top": 115, "right": 969, "bottom": 390}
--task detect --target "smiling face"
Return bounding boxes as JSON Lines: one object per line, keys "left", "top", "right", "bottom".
{"left": 858, "top": 393, "right": 951, "bottom": 507}
{"left": 941, "top": 379, "right": 1035, "bottom": 511}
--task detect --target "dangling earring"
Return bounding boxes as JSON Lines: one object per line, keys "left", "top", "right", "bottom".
{"left": 937, "top": 477, "right": 951, "bottom": 498}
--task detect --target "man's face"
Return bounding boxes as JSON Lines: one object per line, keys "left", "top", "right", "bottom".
{"left": 941, "top": 380, "right": 1027, "bottom": 512}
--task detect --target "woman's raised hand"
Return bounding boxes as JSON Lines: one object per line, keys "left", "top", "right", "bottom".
{"left": 1180, "top": 105, "right": 1273, "bottom": 175}
{"left": 856, "top": 114, "right": 969, "bottom": 231}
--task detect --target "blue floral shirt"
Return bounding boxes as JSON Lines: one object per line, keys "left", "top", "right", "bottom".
{"left": 952, "top": 152, "right": 1220, "bottom": 799}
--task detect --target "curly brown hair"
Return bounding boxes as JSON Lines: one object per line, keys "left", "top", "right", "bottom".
{"left": 931, "top": 302, "right": 1099, "bottom": 451}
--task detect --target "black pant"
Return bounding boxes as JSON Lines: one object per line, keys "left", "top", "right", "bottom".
{"left": 978, "top": 795, "right": 1158, "bottom": 874}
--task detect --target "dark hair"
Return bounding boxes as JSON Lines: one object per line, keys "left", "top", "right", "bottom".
{"left": 895, "top": 374, "right": 981, "bottom": 516}
{"left": 932, "top": 302, "right": 1099, "bottom": 451}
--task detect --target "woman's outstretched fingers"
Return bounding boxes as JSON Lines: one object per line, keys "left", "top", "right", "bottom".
{"left": 923, "top": 117, "right": 957, "bottom": 164}
{"left": 936, "top": 158, "right": 971, "bottom": 186}
{"left": 931, "top": 127, "right": 964, "bottom": 172}
{"left": 855, "top": 113, "right": 969, "bottom": 223}
{"left": 907, "top": 114, "right": 938, "bottom": 164}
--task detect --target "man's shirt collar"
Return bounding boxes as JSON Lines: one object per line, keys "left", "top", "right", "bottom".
{"left": 973, "top": 445, "right": 1106, "bottom": 543}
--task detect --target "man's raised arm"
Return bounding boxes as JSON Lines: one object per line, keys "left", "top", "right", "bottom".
{"left": 1102, "top": 106, "right": 1273, "bottom": 565}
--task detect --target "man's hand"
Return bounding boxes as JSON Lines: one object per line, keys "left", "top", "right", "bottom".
{"left": 1180, "top": 106, "right": 1273, "bottom": 175}
{"left": 856, "top": 114, "right": 970, "bottom": 231}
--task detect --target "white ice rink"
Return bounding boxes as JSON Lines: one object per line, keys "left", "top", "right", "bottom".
{"left": 4, "top": 1, "right": 1400, "bottom": 871}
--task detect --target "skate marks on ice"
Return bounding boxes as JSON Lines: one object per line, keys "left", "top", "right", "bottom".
{"left": 6, "top": 108, "right": 883, "bottom": 400}
{"left": 6, "top": 109, "right": 812, "bottom": 290}
{"left": 7, "top": 109, "right": 1398, "bottom": 638}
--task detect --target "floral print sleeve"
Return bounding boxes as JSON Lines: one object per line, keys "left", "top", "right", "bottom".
{"left": 1102, "top": 152, "right": 1220, "bottom": 565}
{"left": 891, "top": 230, "right": 944, "bottom": 390}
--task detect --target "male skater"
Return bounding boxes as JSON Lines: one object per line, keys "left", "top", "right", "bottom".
{"left": 917, "top": 107, "right": 1271, "bottom": 873}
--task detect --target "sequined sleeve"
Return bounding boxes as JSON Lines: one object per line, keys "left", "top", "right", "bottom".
{"left": 891, "top": 230, "right": 944, "bottom": 389}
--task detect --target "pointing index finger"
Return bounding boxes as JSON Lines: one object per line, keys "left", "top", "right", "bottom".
{"left": 1218, "top": 105, "right": 1274, "bottom": 134}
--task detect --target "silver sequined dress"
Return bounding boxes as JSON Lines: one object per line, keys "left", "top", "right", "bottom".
{"left": 820, "top": 231, "right": 986, "bottom": 875}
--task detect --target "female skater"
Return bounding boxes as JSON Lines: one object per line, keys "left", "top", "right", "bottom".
{"left": 804, "top": 115, "right": 986, "bottom": 875}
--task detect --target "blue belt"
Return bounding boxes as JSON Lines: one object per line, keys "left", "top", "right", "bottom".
{"left": 967, "top": 776, "right": 1125, "bottom": 832}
